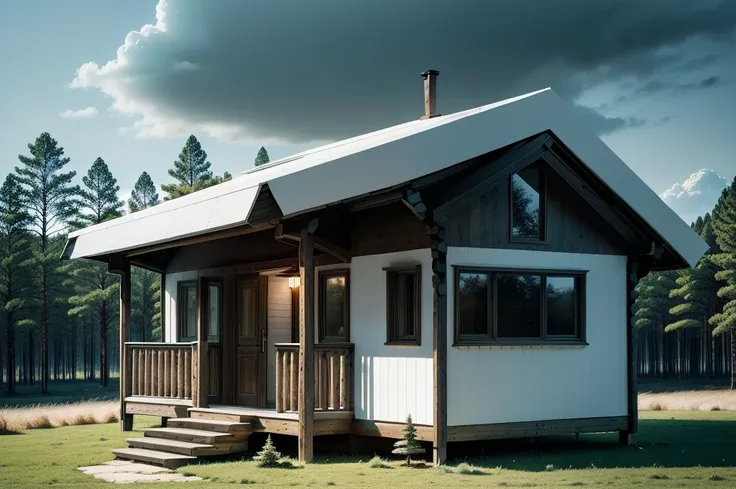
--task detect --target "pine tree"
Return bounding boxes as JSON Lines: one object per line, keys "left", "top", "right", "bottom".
{"left": 254, "top": 146, "right": 270, "bottom": 167}
{"left": 391, "top": 414, "right": 425, "bottom": 466}
{"left": 161, "top": 135, "right": 215, "bottom": 200}
{"left": 709, "top": 178, "right": 736, "bottom": 389}
{"left": 128, "top": 171, "right": 159, "bottom": 213}
{"left": 0, "top": 175, "right": 34, "bottom": 395}
{"left": 15, "top": 132, "right": 80, "bottom": 393}
{"left": 66, "top": 158, "right": 123, "bottom": 387}
{"left": 254, "top": 435, "right": 282, "bottom": 467}
{"left": 127, "top": 172, "right": 161, "bottom": 342}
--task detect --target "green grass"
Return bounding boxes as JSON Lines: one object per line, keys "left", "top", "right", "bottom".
{"left": 0, "top": 379, "right": 119, "bottom": 408}
{"left": 0, "top": 411, "right": 735, "bottom": 488}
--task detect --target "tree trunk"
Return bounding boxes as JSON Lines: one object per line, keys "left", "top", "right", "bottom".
{"left": 29, "top": 330, "right": 35, "bottom": 385}
{"left": 731, "top": 330, "right": 735, "bottom": 391}
{"left": 6, "top": 311, "right": 14, "bottom": 394}
{"left": 72, "top": 321, "right": 77, "bottom": 381}
{"left": 41, "top": 266, "right": 48, "bottom": 394}
{"left": 100, "top": 302, "right": 108, "bottom": 388}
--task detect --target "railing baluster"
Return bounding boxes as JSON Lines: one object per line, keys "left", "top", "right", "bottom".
{"left": 276, "top": 350, "right": 283, "bottom": 413}
{"left": 184, "top": 349, "right": 191, "bottom": 399}
{"left": 340, "top": 352, "right": 348, "bottom": 410}
{"left": 177, "top": 349, "right": 184, "bottom": 398}
{"left": 290, "top": 350, "right": 298, "bottom": 412}
{"left": 282, "top": 350, "right": 290, "bottom": 411}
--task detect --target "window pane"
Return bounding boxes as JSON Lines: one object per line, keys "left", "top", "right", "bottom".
{"left": 388, "top": 271, "right": 417, "bottom": 341}
{"left": 457, "top": 272, "right": 488, "bottom": 335}
{"left": 324, "top": 275, "right": 347, "bottom": 338}
{"left": 208, "top": 284, "right": 220, "bottom": 339}
{"left": 185, "top": 284, "right": 197, "bottom": 339}
{"left": 547, "top": 276, "right": 576, "bottom": 336}
{"left": 512, "top": 165, "right": 542, "bottom": 239}
{"left": 497, "top": 274, "right": 541, "bottom": 338}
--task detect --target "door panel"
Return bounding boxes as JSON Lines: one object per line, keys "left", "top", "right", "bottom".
{"left": 235, "top": 276, "right": 265, "bottom": 407}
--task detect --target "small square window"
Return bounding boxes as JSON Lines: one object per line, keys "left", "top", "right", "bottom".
{"left": 386, "top": 265, "right": 421, "bottom": 345}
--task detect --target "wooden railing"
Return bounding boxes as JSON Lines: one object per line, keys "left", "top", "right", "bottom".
{"left": 275, "top": 343, "right": 354, "bottom": 413}
{"left": 124, "top": 342, "right": 197, "bottom": 400}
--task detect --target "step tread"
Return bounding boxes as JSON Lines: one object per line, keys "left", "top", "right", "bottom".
{"left": 167, "top": 418, "right": 252, "bottom": 433}
{"left": 127, "top": 437, "right": 213, "bottom": 450}
{"left": 113, "top": 447, "right": 196, "bottom": 469}
{"left": 145, "top": 427, "right": 236, "bottom": 442}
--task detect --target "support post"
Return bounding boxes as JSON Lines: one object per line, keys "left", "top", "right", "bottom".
{"left": 117, "top": 258, "right": 133, "bottom": 431}
{"left": 430, "top": 221, "right": 448, "bottom": 465}
{"left": 195, "top": 277, "right": 209, "bottom": 408}
{"left": 625, "top": 259, "right": 640, "bottom": 439}
{"left": 298, "top": 221, "right": 317, "bottom": 463}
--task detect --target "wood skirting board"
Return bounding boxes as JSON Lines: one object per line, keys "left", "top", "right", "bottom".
{"left": 447, "top": 416, "right": 628, "bottom": 442}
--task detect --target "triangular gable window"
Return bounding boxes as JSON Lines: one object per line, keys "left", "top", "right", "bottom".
{"left": 511, "top": 161, "right": 546, "bottom": 242}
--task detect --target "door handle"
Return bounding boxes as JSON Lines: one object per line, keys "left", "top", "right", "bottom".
{"left": 260, "top": 329, "right": 267, "bottom": 353}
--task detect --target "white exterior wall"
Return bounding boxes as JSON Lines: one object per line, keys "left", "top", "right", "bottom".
{"left": 163, "top": 271, "right": 197, "bottom": 342}
{"left": 346, "top": 249, "right": 434, "bottom": 426}
{"left": 446, "top": 247, "right": 628, "bottom": 427}
{"left": 267, "top": 275, "right": 293, "bottom": 404}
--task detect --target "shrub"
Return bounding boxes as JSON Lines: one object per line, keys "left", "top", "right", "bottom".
{"left": 454, "top": 462, "right": 485, "bottom": 475}
{"left": 649, "top": 402, "right": 664, "bottom": 411}
{"left": 104, "top": 412, "right": 119, "bottom": 424}
{"left": 545, "top": 464, "right": 557, "bottom": 472}
{"left": 368, "top": 456, "right": 391, "bottom": 469}
{"left": 391, "top": 414, "right": 425, "bottom": 467}
{"left": 26, "top": 416, "right": 53, "bottom": 430}
{"left": 0, "top": 416, "right": 18, "bottom": 435}
{"left": 71, "top": 413, "right": 97, "bottom": 426}
{"left": 710, "top": 405, "right": 721, "bottom": 411}
{"left": 254, "top": 435, "right": 282, "bottom": 468}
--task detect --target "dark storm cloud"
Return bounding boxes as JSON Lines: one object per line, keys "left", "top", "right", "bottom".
{"left": 72, "top": 0, "right": 736, "bottom": 143}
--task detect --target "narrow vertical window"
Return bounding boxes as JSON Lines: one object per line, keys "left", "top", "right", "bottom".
{"left": 319, "top": 269, "right": 350, "bottom": 342}
{"left": 511, "top": 163, "right": 545, "bottom": 241}
{"left": 386, "top": 265, "right": 421, "bottom": 345}
{"left": 178, "top": 281, "right": 197, "bottom": 342}
{"left": 208, "top": 282, "right": 221, "bottom": 342}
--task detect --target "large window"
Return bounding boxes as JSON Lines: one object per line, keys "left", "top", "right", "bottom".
{"left": 511, "top": 163, "right": 546, "bottom": 241}
{"left": 454, "top": 267, "right": 585, "bottom": 345}
{"left": 178, "top": 281, "right": 198, "bottom": 342}
{"left": 385, "top": 265, "right": 421, "bottom": 346}
{"left": 319, "top": 269, "right": 350, "bottom": 342}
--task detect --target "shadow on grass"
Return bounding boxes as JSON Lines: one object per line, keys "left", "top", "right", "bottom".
{"left": 449, "top": 418, "right": 736, "bottom": 471}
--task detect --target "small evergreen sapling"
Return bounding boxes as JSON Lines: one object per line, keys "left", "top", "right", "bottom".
{"left": 254, "top": 435, "right": 282, "bottom": 467}
{"left": 392, "top": 414, "right": 425, "bottom": 466}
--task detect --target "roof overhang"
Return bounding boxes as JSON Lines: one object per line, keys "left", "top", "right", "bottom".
{"left": 63, "top": 182, "right": 262, "bottom": 260}
{"left": 62, "top": 88, "right": 708, "bottom": 269}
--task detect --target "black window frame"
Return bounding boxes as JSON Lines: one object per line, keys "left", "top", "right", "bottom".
{"left": 318, "top": 269, "right": 351, "bottom": 343}
{"left": 177, "top": 280, "right": 198, "bottom": 342}
{"left": 510, "top": 162, "right": 548, "bottom": 243}
{"left": 384, "top": 265, "right": 422, "bottom": 346}
{"left": 453, "top": 266, "right": 586, "bottom": 346}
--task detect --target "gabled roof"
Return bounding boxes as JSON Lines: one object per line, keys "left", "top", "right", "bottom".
{"left": 64, "top": 88, "right": 708, "bottom": 268}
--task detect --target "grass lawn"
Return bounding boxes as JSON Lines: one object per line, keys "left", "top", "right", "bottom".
{"left": 1, "top": 411, "right": 735, "bottom": 488}
{"left": 0, "top": 379, "right": 119, "bottom": 408}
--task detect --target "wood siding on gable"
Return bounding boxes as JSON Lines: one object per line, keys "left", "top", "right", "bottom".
{"left": 441, "top": 167, "right": 627, "bottom": 255}
{"left": 350, "top": 202, "right": 430, "bottom": 257}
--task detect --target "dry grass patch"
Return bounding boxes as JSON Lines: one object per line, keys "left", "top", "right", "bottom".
{"left": 0, "top": 415, "right": 18, "bottom": 435}
{"left": 0, "top": 400, "right": 117, "bottom": 432}
{"left": 639, "top": 390, "right": 736, "bottom": 411}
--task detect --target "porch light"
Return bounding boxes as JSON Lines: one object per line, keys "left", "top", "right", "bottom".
{"left": 288, "top": 276, "right": 301, "bottom": 289}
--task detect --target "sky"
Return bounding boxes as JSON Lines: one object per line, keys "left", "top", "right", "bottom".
{"left": 1, "top": 0, "right": 735, "bottom": 224}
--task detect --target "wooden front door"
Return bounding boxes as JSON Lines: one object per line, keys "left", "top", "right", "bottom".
{"left": 235, "top": 276, "right": 266, "bottom": 407}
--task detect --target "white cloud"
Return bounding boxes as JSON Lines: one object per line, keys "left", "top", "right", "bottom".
{"left": 661, "top": 169, "right": 729, "bottom": 223}
{"left": 69, "top": 0, "right": 736, "bottom": 144}
{"left": 60, "top": 107, "right": 98, "bottom": 119}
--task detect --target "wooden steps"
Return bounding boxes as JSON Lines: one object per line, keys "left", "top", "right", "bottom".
{"left": 112, "top": 448, "right": 196, "bottom": 469}
{"left": 113, "top": 413, "right": 252, "bottom": 468}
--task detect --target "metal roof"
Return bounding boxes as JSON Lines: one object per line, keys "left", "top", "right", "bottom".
{"left": 64, "top": 88, "right": 708, "bottom": 268}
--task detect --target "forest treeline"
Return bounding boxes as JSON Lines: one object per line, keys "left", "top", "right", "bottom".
{"left": 0, "top": 130, "right": 271, "bottom": 395}
{"left": 634, "top": 177, "right": 736, "bottom": 388}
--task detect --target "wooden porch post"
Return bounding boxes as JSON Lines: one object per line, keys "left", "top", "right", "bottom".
{"left": 622, "top": 258, "right": 640, "bottom": 445}
{"left": 431, "top": 224, "right": 448, "bottom": 465}
{"left": 298, "top": 221, "right": 317, "bottom": 463}
{"left": 117, "top": 258, "right": 133, "bottom": 431}
{"left": 195, "top": 276, "right": 209, "bottom": 408}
